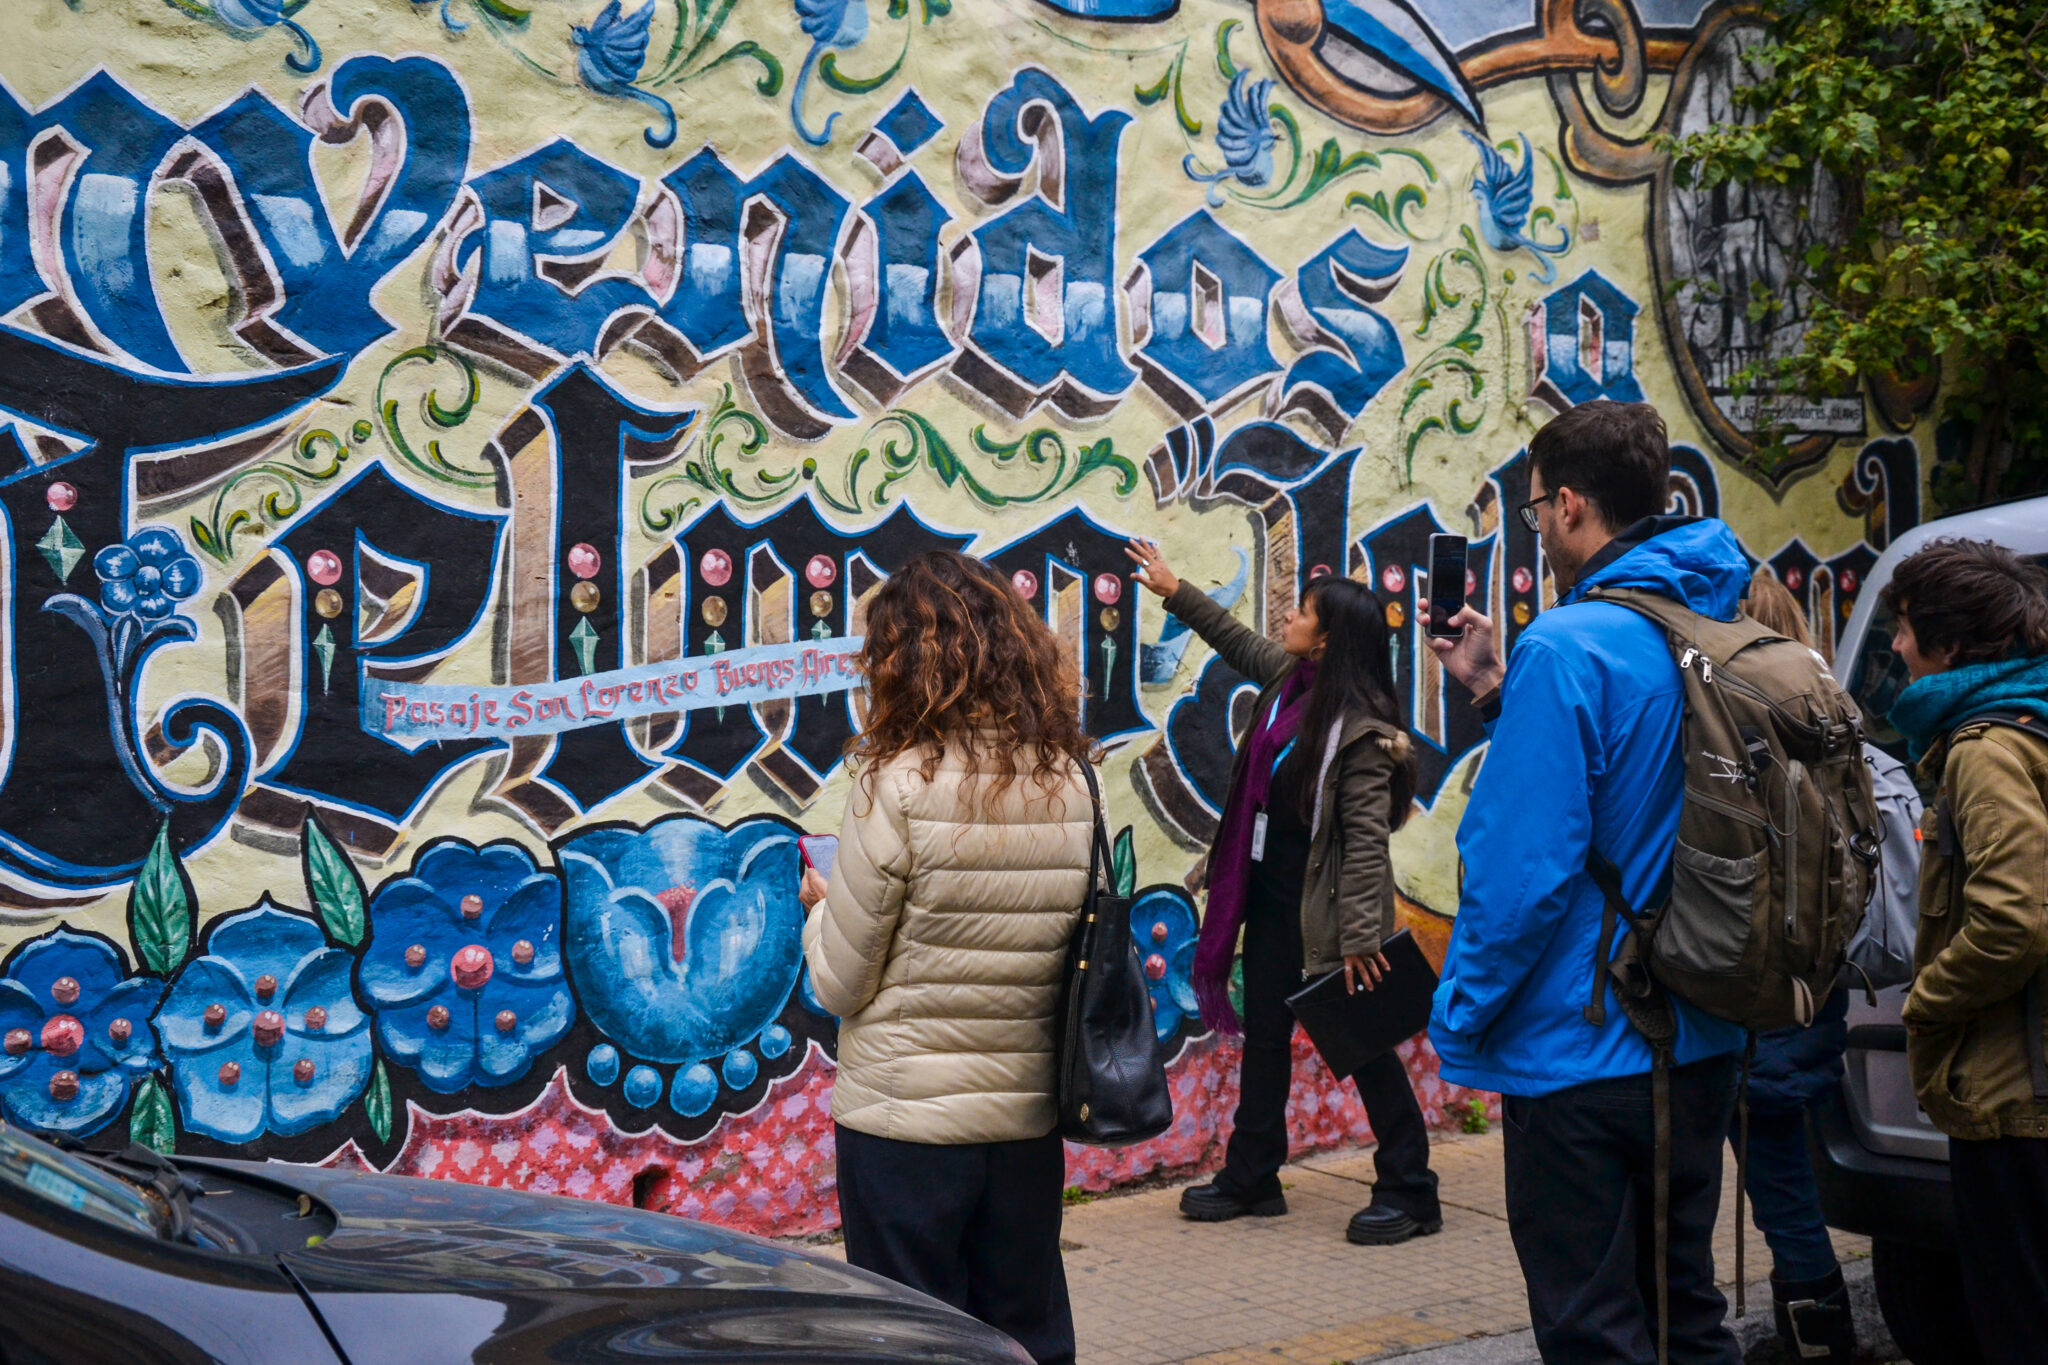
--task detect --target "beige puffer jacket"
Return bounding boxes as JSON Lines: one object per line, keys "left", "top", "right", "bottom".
{"left": 803, "top": 741, "right": 1092, "bottom": 1144}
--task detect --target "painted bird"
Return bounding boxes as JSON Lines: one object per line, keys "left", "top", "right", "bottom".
{"left": 1463, "top": 130, "right": 1570, "bottom": 284}
{"left": 1183, "top": 71, "right": 1277, "bottom": 205}
{"left": 791, "top": 0, "right": 869, "bottom": 146}
{"left": 573, "top": 0, "right": 678, "bottom": 149}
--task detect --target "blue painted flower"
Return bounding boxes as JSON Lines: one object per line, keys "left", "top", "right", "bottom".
{"left": 197, "top": 0, "right": 322, "bottom": 73}
{"left": 560, "top": 816, "right": 801, "bottom": 1066}
{"left": 1184, "top": 72, "right": 1276, "bottom": 205}
{"left": 358, "top": 840, "right": 573, "bottom": 1094}
{"left": 157, "top": 903, "right": 370, "bottom": 1142}
{"left": 1131, "top": 889, "right": 1199, "bottom": 1039}
{"left": 573, "top": 1, "right": 678, "bottom": 148}
{"left": 0, "top": 931, "right": 162, "bottom": 1136}
{"left": 790, "top": 0, "right": 869, "bottom": 145}
{"left": 94, "top": 526, "right": 202, "bottom": 623}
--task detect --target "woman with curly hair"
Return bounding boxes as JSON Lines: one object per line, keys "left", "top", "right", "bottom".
{"left": 799, "top": 549, "right": 1095, "bottom": 1365}
{"left": 1127, "top": 538, "right": 1440, "bottom": 1245}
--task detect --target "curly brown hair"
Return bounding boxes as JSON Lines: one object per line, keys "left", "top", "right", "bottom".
{"left": 848, "top": 549, "right": 1097, "bottom": 814}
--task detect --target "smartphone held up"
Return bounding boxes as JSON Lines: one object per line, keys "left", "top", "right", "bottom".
{"left": 1425, "top": 534, "right": 1468, "bottom": 639}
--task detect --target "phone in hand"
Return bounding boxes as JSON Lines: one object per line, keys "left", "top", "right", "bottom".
{"left": 1426, "top": 534, "right": 1469, "bottom": 639}
{"left": 798, "top": 834, "right": 838, "bottom": 880}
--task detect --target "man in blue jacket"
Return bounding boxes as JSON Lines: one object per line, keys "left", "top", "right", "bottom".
{"left": 1427, "top": 401, "right": 1747, "bottom": 1364}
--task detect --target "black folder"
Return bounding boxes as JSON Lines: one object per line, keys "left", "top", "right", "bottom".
{"left": 1284, "top": 929, "right": 1438, "bottom": 1079}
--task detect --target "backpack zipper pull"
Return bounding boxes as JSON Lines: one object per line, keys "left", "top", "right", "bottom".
{"left": 1680, "top": 647, "right": 1699, "bottom": 672}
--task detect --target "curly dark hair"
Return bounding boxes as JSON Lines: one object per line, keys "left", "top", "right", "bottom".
{"left": 847, "top": 550, "right": 1097, "bottom": 814}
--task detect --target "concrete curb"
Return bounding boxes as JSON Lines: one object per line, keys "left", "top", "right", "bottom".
{"left": 1363, "top": 1257, "right": 1901, "bottom": 1364}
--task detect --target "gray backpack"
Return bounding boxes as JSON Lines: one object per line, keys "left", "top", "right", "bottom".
{"left": 1845, "top": 744, "right": 1923, "bottom": 992}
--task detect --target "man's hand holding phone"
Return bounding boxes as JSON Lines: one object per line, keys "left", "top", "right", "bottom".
{"left": 1424, "top": 603, "right": 1505, "bottom": 699}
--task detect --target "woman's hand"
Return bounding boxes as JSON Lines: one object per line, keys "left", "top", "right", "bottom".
{"left": 1123, "top": 537, "right": 1180, "bottom": 599}
{"left": 1343, "top": 951, "right": 1390, "bottom": 994}
{"left": 799, "top": 866, "right": 828, "bottom": 912}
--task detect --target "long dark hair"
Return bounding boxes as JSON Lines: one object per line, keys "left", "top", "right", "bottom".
{"left": 848, "top": 550, "right": 1096, "bottom": 816}
{"left": 1286, "top": 575, "right": 1417, "bottom": 829}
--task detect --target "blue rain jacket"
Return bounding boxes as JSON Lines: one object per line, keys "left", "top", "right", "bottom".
{"left": 1429, "top": 517, "right": 1751, "bottom": 1097}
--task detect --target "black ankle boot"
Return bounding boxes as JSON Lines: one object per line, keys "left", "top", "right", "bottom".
{"left": 1772, "top": 1267, "right": 1855, "bottom": 1360}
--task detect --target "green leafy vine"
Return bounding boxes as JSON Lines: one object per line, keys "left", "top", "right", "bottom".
{"left": 1399, "top": 227, "right": 1490, "bottom": 481}
{"left": 641, "top": 0, "right": 784, "bottom": 93}
{"left": 818, "top": 412, "right": 1137, "bottom": 514}
{"left": 377, "top": 346, "right": 496, "bottom": 492}
{"left": 1135, "top": 41, "right": 1204, "bottom": 136}
{"left": 639, "top": 384, "right": 787, "bottom": 531}
{"left": 190, "top": 426, "right": 358, "bottom": 564}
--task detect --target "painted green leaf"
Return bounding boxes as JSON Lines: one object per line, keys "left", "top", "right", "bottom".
{"left": 129, "top": 1075, "right": 174, "bottom": 1155}
{"left": 128, "top": 821, "right": 192, "bottom": 977}
{"left": 1134, "top": 69, "right": 1172, "bottom": 105}
{"left": 302, "top": 816, "right": 367, "bottom": 947}
{"left": 1112, "top": 826, "right": 1137, "bottom": 898}
{"left": 366, "top": 1060, "right": 392, "bottom": 1143}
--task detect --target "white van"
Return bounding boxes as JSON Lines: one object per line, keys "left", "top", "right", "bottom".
{"left": 1816, "top": 494, "right": 2048, "bottom": 1365}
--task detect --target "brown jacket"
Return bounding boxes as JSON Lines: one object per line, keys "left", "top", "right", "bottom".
{"left": 802, "top": 742, "right": 1092, "bottom": 1144}
{"left": 1904, "top": 717, "right": 2048, "bottom": 1141}
{"left": 1166, "top": 581, "right": 1407, "bottom": 974}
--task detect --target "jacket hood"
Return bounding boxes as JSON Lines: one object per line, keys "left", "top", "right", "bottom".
{"left": 1563, "top": 515, "right": 1750, "bottom": 621}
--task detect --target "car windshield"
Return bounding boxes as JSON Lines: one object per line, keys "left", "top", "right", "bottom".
{"left": 0, "top": 1123, "right": 160, "bottom": 1239}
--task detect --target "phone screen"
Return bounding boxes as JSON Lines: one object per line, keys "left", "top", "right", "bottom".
{"left": 798, "top": 834, "right": 838, "bottom": 880}
{"left": 1426, "top": 534, "right": 1469, "bottom": 638}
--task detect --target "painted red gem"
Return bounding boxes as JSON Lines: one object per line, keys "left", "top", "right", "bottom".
{"left": 1308, "top": 563, "right": 1332, "bottom": 580}
{"left": 1784, "top": 567, "right": 1804, "bottom": 591}
{"left": 45, "top": 483, "right": 77, "bottom": 513}
{"left": 293, "top": 1058, "right": 316, "bottom": 1084}
{"left": 460, "top": 893, "right": 483, "bottom": 920}
{"left": 1512, "top": 566, "right": 1535, "bottom": 595}
{"left": 805, "top": 555, "right": 836, "bottom": 588}
{"left": 1144, "top": 953, "right": 1167, "bottom": 981}
{"left": 699, "top": 549, "right": 732, "bottom": 587}
{"left": 427, "top": 1004, "right": 451, "bottom": 1031}
{"left": 203, "top": 1003, "right": 227, "bottom": 1030}
{"left": 2, "top": 1029, "right": 27, "bottom": 1056}
{"left": 1466, "top": 569, "right": 1479, "bottom": 596}
{"left": 451, "top": 945, "right": 494, "bottom": 990}
{"left": 1382, "top": 565, "right": 1406, "bottom": 595}
{"left": 512, "top": 939, "right": 535, "bottom": 966}
{"left": 48, "top": 1071, "right": 78, "bottom": 1102}
{"left": 1011, "top": 569, "right": 1038, "bottom": 598}
{"left": 1093, "top": 573, "right": 1122, "bottom": 605}
{"left": 254, "top": 973, "right": 278, "bottom": 1002}
{"left": 495, "top": 1009, "right": 517, "bottom": 1034}
{"left": 252, "top": 1010, "right": 286, "bottom": 1047}
{"left": 1151, "top": 922, "right": 1169, "bottom": 944}
{"left": 218, "top": 1061, "right": 241, "bottom": 1087}
{"left": 50, "top": 977, "right": 79, "bottom": 1006}
{"left": 1841, "top": 569, "right": 1859, "bottom": 593}
{"left": 303, "top": 1006, "right": 327, "bottom": 1032}
{"left": 405, "top": 943, "right": 427, "bottom": 969}
{"left": 307, "top": 549, "right": 343, "bottom": 586}
{"left": 567, "top": 543, "right": 601, "bottom": 580}
{"left": 107, "top": 1017, "right": 132, "bottom": 1047}
{"left": 39, "top": 1015, "right": 82, "bottom": 1058}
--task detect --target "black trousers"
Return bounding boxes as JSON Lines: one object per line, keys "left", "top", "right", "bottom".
{"left": 1950, "top": 1134, "right": 2048, "bottom": 1365}
{"left": 834, "top": 1123, "right": 1074, "bottom": 1365}
{"left": 1214, "top": 892, "right": 1440, "bottom": 1218}
{"left": 1503, "top": 1054, "right": 1741, "bottom": 1365}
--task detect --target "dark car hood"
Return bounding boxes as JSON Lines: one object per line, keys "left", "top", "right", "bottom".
{"left": 185, "top": 1158, "right": 1026, "bottom": 1364}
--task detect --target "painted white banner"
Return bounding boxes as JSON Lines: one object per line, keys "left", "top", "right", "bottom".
{"left": 363, "top": 637, "right": 864, "bottom": 746}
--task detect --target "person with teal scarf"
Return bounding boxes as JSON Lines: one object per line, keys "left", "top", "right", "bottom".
{"left": 1880, "top": 537, "right": 2048, "bottom": 1365}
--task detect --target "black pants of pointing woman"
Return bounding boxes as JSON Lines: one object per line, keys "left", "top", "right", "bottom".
{"left": 1210, "top": 888, "right": 1440, "bottom": 1228}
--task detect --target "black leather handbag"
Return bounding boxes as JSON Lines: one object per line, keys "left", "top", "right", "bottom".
{"left": 1054, "top": 764, "right": 1173, "bottom": 1146}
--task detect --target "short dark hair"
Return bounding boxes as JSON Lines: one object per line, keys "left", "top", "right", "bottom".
{"left": 1880, "top": 538, "right": 2048, "bottom": 666}
{"left": 1528, "top": 401, "right": 1670, "bottom": 530}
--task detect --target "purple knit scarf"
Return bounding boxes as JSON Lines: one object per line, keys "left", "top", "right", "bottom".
{"left": 1194, "top": 659, "right": 1316, "bottom": 1034}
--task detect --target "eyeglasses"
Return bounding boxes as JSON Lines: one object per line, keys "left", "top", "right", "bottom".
{"left": 1517, "top": 492, "right": 1560, "bottom": 533}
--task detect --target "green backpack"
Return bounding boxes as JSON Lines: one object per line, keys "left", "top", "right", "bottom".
{"left": 1576, "top": 586, "right": 1884, "bottom": 1365}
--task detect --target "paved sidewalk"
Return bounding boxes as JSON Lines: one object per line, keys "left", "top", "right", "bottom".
{"left": 1057, "top": 1130, "right": 1877, "bottom": 1365}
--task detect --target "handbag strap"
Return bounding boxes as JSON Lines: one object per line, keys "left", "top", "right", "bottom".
{"left": 1079, "top": 760, "right": 1113, "bottom": 892}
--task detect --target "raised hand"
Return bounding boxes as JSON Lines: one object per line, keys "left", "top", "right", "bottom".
{"left": 1124, "top": 537, "right": 1181, "bottom": 598}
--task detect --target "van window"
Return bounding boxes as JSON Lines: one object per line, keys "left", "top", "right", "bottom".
{"left": 1848, "top": 553, "right": 2048, "bottom": 762}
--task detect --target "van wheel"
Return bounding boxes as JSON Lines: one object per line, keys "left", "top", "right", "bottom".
{"left": 1870, "top": 1237, "right": 1983, "bottom": 1365}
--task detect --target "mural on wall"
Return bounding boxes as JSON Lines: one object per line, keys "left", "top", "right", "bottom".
{"left": 0, "top": 0, "right": 1928, "bottom": 1229}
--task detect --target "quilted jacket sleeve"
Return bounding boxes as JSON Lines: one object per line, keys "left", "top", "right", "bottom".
{"left": 803, "top": 765, "right": 913, "bottom": 1018}
{"left": 1165, "top": 580, "right": 1293, "bottom": 688}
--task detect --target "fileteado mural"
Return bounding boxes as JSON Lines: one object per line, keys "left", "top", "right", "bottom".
{"left": 0, "top": 0, "right": 1928, "bottom": 1232}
